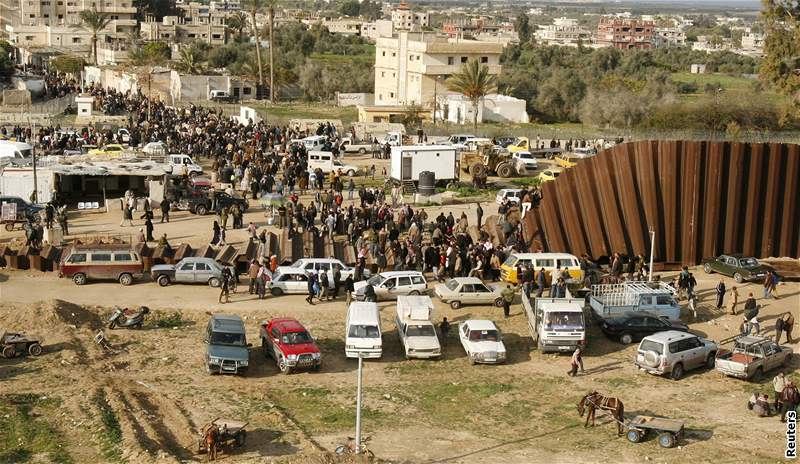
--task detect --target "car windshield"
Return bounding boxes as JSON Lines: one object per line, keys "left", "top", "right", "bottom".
{"left": 445, "top": 280, "right": 460, "bottom": 291}
{"left": 544, "top": 312, "right": 584, "bottom": 331}
{"left": 469, "top": 329, "right": 499, "bottom": 342}
{"left": 349, "top": 325, "right": 380, "bottom": 338}
{"left": 282, "top": 331, "right": 313, "bottom": 344}
{"left": 739, "top": 258, "right": 759, "bottom": 267}
{"left": 639, "top": 339, "right": 663, "bottom": 354}
{"left": 407, "top": 324, "right": 436, "bottom": 337}
{"left": 503, "top": 256, "right": 518, "bottom": 266}
{"left": 289, "top": 261, "right": 305, "bottom": 268}
{"left": 367, "top": 275, "right": 383, "bottom": 286}
{"left": 210, "top": 331, "right": 245, "bottom": 346}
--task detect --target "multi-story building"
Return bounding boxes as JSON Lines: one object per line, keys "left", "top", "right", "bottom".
{"left": 361, "top": 19, "right": 394, "bottom": 42}
{"left": 140, "top": 2, "right": 229, "bottom": 45}
{"left": 391, "top": 2, "right": 429, "bottom": 31}
{"left": 596, "top": 17, "right": 654, "bottom": 50}
{"left": 441, "top": 17, "right": 515, "bottom": 39}
{"left": 654, "top": 27, "right": 686, "bottom": 47}
{"left": 304, "top": 17, "right": 363, "bottom": 36}
{"left": 740, "top": 28, "right": 765, "bottom": 54}
{"left": 373, "top": 31, "right": 503, "bottom": 107}
{"left": 534, "top": 17, "right": 590, "bottom": 47}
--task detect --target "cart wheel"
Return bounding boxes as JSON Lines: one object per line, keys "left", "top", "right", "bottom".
{"left": 626, "top": 429, "right": 642, "bottom": 443}
{"left": 658, "top": 432, "right": 676, "bottom": 448}
{"left": 28, "top": 343, "right": 43, "bottom": 356}
{"left": 2, "top": 346, "right": 16, "bottom": 358}
{"left": 235, "top": 430, "right": 247, "bottom": 447}
{"left": 4, "top": 223, "right": 14, "bottom": 231}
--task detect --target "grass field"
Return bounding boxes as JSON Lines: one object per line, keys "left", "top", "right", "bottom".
{"left": 252, "top": 103, "right": 359, "bottom": 124}
{"left": 670, "top": 72, "right": 757, "bottom": 92}
{"left": 0, "top": 394, "right": 72, "bottom": 464}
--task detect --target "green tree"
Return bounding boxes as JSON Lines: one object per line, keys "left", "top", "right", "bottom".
{"left": 226, "top": 11, "right": 249, "bottom": 42}
{"left": 244, "top": 0, "right": 265, "bottom": 88}
{"left": 0, "top": 41, "right": 14, "bottom": 80}
{"left": 340, "top": 0, "right": 360, "bottom": 17}
{"left": 446, "top": 59, "right": 497, "bottom": 131}
{"left": 175, "top": 46, "right": 205, "bottom": 74}
{"left": 50, "top": 55, "right": 85, "bottom": 75}
{"left": 74, "top": 7, "right": 112, "bottom": 65}
{"left": 760, "top": 0, "right": 800, "bottom": 99}
{"left": 133, "top": 0, "right": 176, "bottom": 21}
{"left": 515, "top": 13, "right": 531, "bottom": 43}
{"left": 266, "top": 0, "right": 278, "bottom": 102}
{"left": 534, "top": 68, "right": 585, "bottom": 121}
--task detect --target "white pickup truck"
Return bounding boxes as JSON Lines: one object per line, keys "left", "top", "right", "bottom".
{"left": 589, "top": 281, "right": 681, "bottom": 321}
{"left": 715, "top": 336, "right": 793, "bottom": 381}
{"left": 523, "top": 292, "right": 586, "bottom": 353}
{"left": 394, "top": 295, "right": 441, "bottom": 359}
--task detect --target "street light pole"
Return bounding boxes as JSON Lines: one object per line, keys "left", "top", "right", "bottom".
{"left": 648, "top": 228, "right": 655, "bottom": 282}
{"left": 355, "top": 354, "right": 363, "bottom": 454}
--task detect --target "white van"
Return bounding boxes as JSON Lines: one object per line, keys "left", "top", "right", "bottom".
{"left": 345, "top": 302, "right": 382, "bottom": 359}
{"left": 307, "top": 151, "right": 359, "bottom": 176}
{"left": 500, "top": 252, "right": 583, "bottom": 285}
{"left": 0, "top": 141, "right": 34, "bottom": 162}
{"left": 300, "top": 135, "right": 328, "bottom": 152}
{"left": 168, "top": 154, "right": 203, "bottom": 177}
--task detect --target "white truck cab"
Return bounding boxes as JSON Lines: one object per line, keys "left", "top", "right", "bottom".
{"left": 168, "top": 154, "right": 203, "bottom": 177}
{"left": 345, "top": 302, "right": 382, "bottom": 359}
{"left": 395, "top": 295, "right": 441, "bottom": 359}
{"left": 523, "top": 293, "right": 586, "bottom": 353}
{"left": 383, "top": 131, "right": 405, "bottom": 146}
{"left": 307, "top": 151, "right": 359, "bottom": 176}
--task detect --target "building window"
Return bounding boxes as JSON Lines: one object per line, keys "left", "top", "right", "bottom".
{"left": 243, "top": 87, "right": 251, "bottom": 94}
{"left": 480, "top": 56, "right": 488, "bottom": 63}
{"left": 460, "top": 56, "right": 468, "bottom": 63}
{"left": 25, "top": 35, "right": 34, "bottom": 41}
{"left": 382, "top": 51, "right": 385, "bottom": 56}
{"left": 447, "top": 56, "right": 454, "bottom": 65}
{"left": 390, "top": 92, "right": 394, "bottom": 98}
{"left": 392, "top": 72, "right": 395, "bottom": 78}
{"left": 72, "top": 37, "right": 81, "bottom": 43}
{"left": 392, "top": 52, "right": 396, "bottom": 57}
{"left": 381, "top": 71, "right": 384, "bottom": 77}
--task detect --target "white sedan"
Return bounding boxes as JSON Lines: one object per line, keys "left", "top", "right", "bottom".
{"left": 269, "top": 268, "right": 310, "bottom": 296}
{"left": 458, "top": 320, "right": 507, "bottom": 365}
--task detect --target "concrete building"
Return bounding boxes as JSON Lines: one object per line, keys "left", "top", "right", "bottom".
{"left": 304, "top": 17, "right": 363, "bottom": 36}
{"left": 439, "top": 93, "right": 528, "bottom": 125}
{"left": 441, "top": 17, "right": 515, "bottom": 39}
{"left": 361, "top": 20, "right": 394, "bottom": 42}
{"left": 740, "top": 29, "right": 765, "bottom": 54}
{"left": 596, "top": 17, "right": 654, "bottom": 50}
{"left": 654, "top": 27, "right": 686, "bottom": 47}
{"left": 534, "top": 17, "right": 591, "bottom": 47}
{"left": 391, "top": 2, "right": 429, "bottom": 31}
{"left": 692, "top": 35, "right": 732, "bottom": 53}
{"left": 373, "top": 31, "right": 503, "bottom": 107}
{"left": 140, "top": 2, "right": 230, "bottom": 45}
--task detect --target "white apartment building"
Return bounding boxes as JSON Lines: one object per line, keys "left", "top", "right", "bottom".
{"left": 140, "top": 3, "right": 229, "bottom": 46}
{"left": 304, "top": 17, "right": 363, "bottom": 36}
{"left": 391, "top": 2, "right": 429, "bottom": 31}
{"left": 373, "top": 31, "right": 503, "bottom": 107}
{"left": 534, "top": 17, "right": 590, "bottom": 47}
{"left": 361, "top": 19, "right": 394, "bottom": 42}
{"left": 654, "top": 27, "right": 686, "bottom": 47}
{"left": 740, "top": 29, "right": 765, "bottom": 54}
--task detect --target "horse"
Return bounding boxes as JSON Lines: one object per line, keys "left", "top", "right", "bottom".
{"left": 204, "top": 424, "right": 220, "bottom": 462}
{"left": 577, "top": 391, "right": 625, "bottom": 435}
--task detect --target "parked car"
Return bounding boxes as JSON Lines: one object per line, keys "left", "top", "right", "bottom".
{"left": 260, "top": 318, "right": 321, "bottom": 374}
{"left": 269, "top": 268, "right": 311, "bottom": 296}
{"left": 715, "top": 336, "right": 792, "bottom": 381}
{"left": 345, "top": 302, "right": 382, "bottom": 359}
{"left": 572, "top": 147, "right": 597, "bottom": 158}
{"left": 554, "top": 154, "right": 579, "bottom": 169}
{"left": 458, "top": 320, "right": 507, "bottom": 365}
{"left": 511, "top": 151, "right": 539, "bottom": 171}
{"left": 495, "top": 188, "right": 523, "bottom": 205}
{"left": 88, "top": 144, "right": 125, "bottom": 157}
{"left": 434, "top": 277, "right": 504, "bottom": 310}
{"left": 142, "top": 141, "right": 167, "bottom": 156}
{"left": 354, "top": 271, "right": 427, "bottom": 301}
{"left": 151, "top": 257, "right": 226, "bottom": 287}
{"left": 276, "top": 258, "right": 359, "bottom": 281}
{"left": 205, "top": 314, "right": 250, "bottom": 375}
{"left": 538, "top": 169, "right": 561, "bottom": 183}
{"left": 395, "top": 295, "right": 441, "bottom": 359}
{"left": 60, "top": 245, "right": 144, "bottom": 286}
{"left": 601, "top": 312, "right": 690, "bottom": 345}
{"left": 494, "top": 136, "right": 518, "bottom": 148}
{"left": 178, "top": 190, "right": 248, "bottom": 216}
{"left": 0, "top": 195, "right": 44, "bottom": 221}
{"left": 634, "top": 331, "right": 717, "bottom": 380}
{"left": 210, "top": 90, "right": 238, "bottom": 102}
{"left": 701, "top": 254, "right": 775, "bottom": 283}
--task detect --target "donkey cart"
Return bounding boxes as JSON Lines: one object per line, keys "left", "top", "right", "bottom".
{"left": 625, "top": 415, "right": 684, "bottom": 448}
{"left": 197, "top": 418, "right": 248, "bottom": 455}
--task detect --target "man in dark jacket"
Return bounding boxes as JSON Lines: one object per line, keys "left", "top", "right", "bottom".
{"left": 160, "top": 198, "right": 170, "bottom": 223}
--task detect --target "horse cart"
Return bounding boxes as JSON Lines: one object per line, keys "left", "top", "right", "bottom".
{"left": 625, "top": 415, "right": 684, "bottom": 448}
{"left": 197, "top": 418, "right": 248, "bottom": 455}
{"left": 1, "top": 331, "right": 43, "bottom": 358}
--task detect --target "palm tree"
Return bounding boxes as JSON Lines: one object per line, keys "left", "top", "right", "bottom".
{"left": 265, "top": 0, "right": 278, "bottom": 102}
{"left": 446, "top": 59, "right": 497, "bottom": 132}
{"left": 244, "top": 0, "right": 265, "bottom": 88}
{"left": 175, "top": 47, "right": 205, "bottom": 74}
{"left": 75, "top": 7, "right": 112, "bottom": 65}
{"left": 226, "top": 11, "right": 248, "bottom": 42}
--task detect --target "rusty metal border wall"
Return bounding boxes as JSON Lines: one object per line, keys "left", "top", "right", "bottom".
{"left": 523, "top": 141, "right": 800, "bottom": 265}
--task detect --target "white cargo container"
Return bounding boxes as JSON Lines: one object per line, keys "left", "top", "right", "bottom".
{"left": 390, "top": 145, "right": 458, "bottom": 183}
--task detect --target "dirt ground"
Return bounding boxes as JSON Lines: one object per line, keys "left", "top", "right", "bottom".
{"left": 2, "top": 156, "right": 799, "bottom": 463}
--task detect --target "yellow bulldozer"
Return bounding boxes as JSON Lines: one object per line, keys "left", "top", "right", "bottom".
{"left": 461, "top": 142, "right": 520, "bottom": 179}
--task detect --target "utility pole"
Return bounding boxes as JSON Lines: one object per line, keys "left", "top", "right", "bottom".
{"left": 355, "top": 354, "right": 363, "bottom": 454}
{"left": 432, "top": 76, "right": 437, "bottom": 126}
{"left": 648, "top": 228, "right": 655, "bottom": 282}
{"left": 28, "top": 112, "right": 38, "bottom": 203}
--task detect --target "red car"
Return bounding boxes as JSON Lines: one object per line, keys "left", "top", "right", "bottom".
{"left": 260, "top": 318, "right": 321, "bottom": 374}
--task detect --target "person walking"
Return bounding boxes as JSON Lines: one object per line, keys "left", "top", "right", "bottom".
{"left": 332, "top": 266, "right": 341, "bottom": 300}
{"left": 344, "top": 275, "right": 354, "bottom": 306}
{"left": 536, "top": 268, "right": 546, "bottom": 298}
{"left": 120, "top": 204, "right": 133, "bottom": 227}
{"left": 319, "top": 270, "right": 329, "bottom": 301}
{"left": 306, "top": 272, "right": 316, "bottom": 305}
{"left": 728, "top": 286, "right": 739, "bottom": 315}
{"left": 160, "top": 197, "right": 170, "bottom": 223}
{"left": 750, "top": 314, "right": 761, "bottom": 335}
{"left": 776, "top": 316, "right": 785, "bottom": 344}
{"left": 257, "top": 264, "right": 270, "bottom": 300}
{"left": 248, "top": 260, "right": 260, "bottom": 294}
{"left": 218, "top": 268, "right": 231, "bottom": 304}
{"left": 145, "top": 217, "right": 154, "bottom": 242}
{"left": 567, "top": 347, "right": 584, "bottom": 377}
{"left": 763, "top": 271, "right": 775, "bottom": 299}
{"left": 211, "top": 221, "right": 221, "bottom": 245}
{"left": 440, "top": 317, "right": 451, "bottom": 346}
{"left": 774, "top": 372, "right": 786, "bottom": 413}
{"left": 743, "top": 292, "right": 757, "bottom": 316}
{"left": 784, "top": 313, "right": 795, "bottom": 344}
{"left": 476, "top": 203, "right": 483, "bottom": 229}
{"left": 501, "top": 284, "right": 515, "bottom": 318}
{"left": 715, "top": 279, "right": 726, "bottom": 310}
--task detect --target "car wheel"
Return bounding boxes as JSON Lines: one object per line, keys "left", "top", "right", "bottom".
{"left": 626, "top": 429, "right": 642, "bottom": 443}
{"left": 195, "top": 205, "right": 208, "bottom": 216}
{"left": 469, "top": 356, "right": 477, "bottom": 365}
{"left": 157, "top": 275, "right": 170, "bottom": 287}
{"left": 753, "top": 366, "right": 764, "bottom": 382}
{"left": 658, "top": 432, "right": 676, "bottom": 448}
{"left": 450, "top": 301, "right": 462, "bottom": 310}
{"left": 734, "top": 273, "right": 744, "bottom": 284}
{"left": 119, "top": 273, "right": 133, "bottom": 286}
{"left": 189, "top": 171, "right": 197, "bottom": 179}
{"left": 347, "top": 169, "right": 356, "bottom": 177}
{"left": 235, "top": 430, "right": 247, "bottom": 447}
{"left": 670, "top": 363, "right": 684, "bottom": 381}
{"left": 278, "top": 356, "right": 291, "bottom": 375}
{"left": 271, "top": 287, "right": 283, "bottom": 296}
{"left": 208, "top": 277, "right": 221, "bottom": 288}
{"left": 2, "top": 346, "right": 16, "bottom": 358}
{"left": 703, "top": 263, "right": 713, "bottom": 274}
{"left": 358, "top": 148, "right": 366, "bottom": 154}
{"left": 408, "top": 290, "right": 419, "bottom": 296}
{"left": 620, "top": 333, "right": 633, "bottom": 345}
{"left": 494, "top": 298, "right": 505, "bottom": 308}
{"left": 705, "top": 353, "right": 716, "bottom": 369}
{"left": 27, "top": 343, "right": 42, "bottom": 356}
{"left": 4, "top": 223, "right": 14, "bottom": 231}
{"left": 73, "top": 273, "right": 87, "bottom": 285}
{"left": 496, "top": 163, "right": 513, "bottom": 178}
